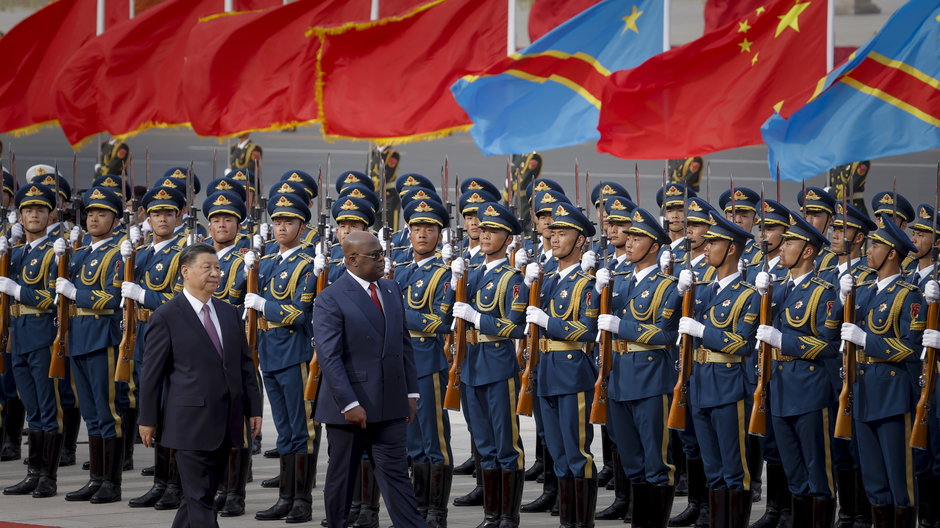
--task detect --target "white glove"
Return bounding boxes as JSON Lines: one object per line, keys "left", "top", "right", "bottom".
{"left": 659, "top": 250, "right": 673, "bottom": 271}
{"left": 253, "top": 234, "right": 264, "bottom": 250}
{"left": 378, "top": 227, "right": 388, "bottom": 250}
{"left": 678, "top": 316, "right": 705, "bottom": 338}
{"left": 595, "top": 268, "right": 611, "bottom": 294}
{"left": 514, "top": 248, "right": 529, "bottom": 269}
{"left": 94, "top": 163, "right": 102, "bottom": 172}
{"left": 524, "top": 262, "right": 540, "bottom": 288}
{"left": 121, "top": 282, "right": 146, "bottom": 304}
{"left": 581, "top": 250, "right": 597, "bottom": 272}
{"left": 244, "top": 292, "right": 267, "bottom": 312}
{"left": 129, "top": 225, "right": 142, "bottom": 245}
{"left": 55, "top": 278, "right": 77, "bottom": 300}
{"left": 6, "top": 210, "right": 16, "bottom": 225}
{"left": 441, "top": 243, "right": 454, "bottom": 264}
{"left": 9, "top": 223, "right": 22, "bottom": 244}
{"left": 120, "top": 239, "right": 134, "bottom": 260}
{"left": 259, "top": 222, "right": 270, "bottom": 240}
{"left": 840, "top": 323, "right": 867, "bottom": 347}
{"left": 755, "top": 324, "right": 782, "bottom": 349}
{"left": 141, "top": 218, "right": 152, "bottom": 234}
{"left": 677, "top": 269, "right": 696, "bottom": 295}
{"left": 384, "top": 257, "right": 391, "bottom": 276}
{"left": 597, "top": 313, "right": 621, "bottom": 334}
{"left": 450, "top": 258, "right": 466, "bottom": 290}
{"left": 0, "top": 277, "right": 20, "bottom": 300}
{"left": 922, "top": 329, "right": 940, "bottom": 349}
{"left": 452, "top": 301, "right": 482, "bottom": 326}
{"left": 70, "top": 225, "right": 82, "bottom": 245}
{"left": 924, "top": 280, "right": 940, "bottom": 304}
{"left": 507, "top": 236, "right": 518, "bottom": 255}
{"left": 839, "top": 273, "right": 855, "bottom": 301}
{"left": 53, "top": 238, "right": 68, "bottom": 258}
{"left": 525, "top": 306, "right": 550, "bottom": 329}
{"left": 738, "top": 258, "right": 747, "bottom": 275}
{"left": 755, "top": 271, "right": 771, "bottom": 296}
{"left": 441, "top": 229, "right": 452, "bottom": 245}
{"left": 0, "top": 236, "right": 9, "bottom": 256}
{"left": 243, "top": 250, "right": 258, "bottom": 273}
{"left": 313, "top": 253, "right": 326, "bottom": 277}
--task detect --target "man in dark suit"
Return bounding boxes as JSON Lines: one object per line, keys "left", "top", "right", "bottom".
{"left": 313, "top": 231, "right": 424, "bottom": 528}
{"left": 138, "top": 243, "right": 263, "bottom": 528}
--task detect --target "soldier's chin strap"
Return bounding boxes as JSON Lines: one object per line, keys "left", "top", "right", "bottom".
{"left": 713, "top": 240, "right": 734, "bottom": 271}
{"left": 785, "top": 241, "right": 809, "bottom": 271}
{"left": 635, "top": 238, "right": 657, "bottom": 267}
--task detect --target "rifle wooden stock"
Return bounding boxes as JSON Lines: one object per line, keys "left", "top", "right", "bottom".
{"left": 49, "top": 249, "right": 70, "bottom": 379}
{"left": 246, "top": 262, "right": 260, "bottom": 371}
{"left": 443, "top": 272, "right": 468, "bottom": 410}
{"left": 303, "top": 270, "right": 330, "bottom": 402}
{"left": 911, "top": 301, "right": 938, "bottom": 449}
{"left": 667, "top": 282, "right": 696, "bottom": 430}
{"left": 590, "top": 282, "right": 613, "bottom": 424}
{"left": 516, "top": 271, "right": 543, "bottom": 416}
{"left": 748, "top": 285, "right": 773, "bottom": 436}
{"left": 114, "top": 252, "right": 136, "bottom": 383}
{"left": 834, "top": 289, "right": 856, "bottom": 440}
{"left": 515, "top": 339, "right": 525, "bottom": 369}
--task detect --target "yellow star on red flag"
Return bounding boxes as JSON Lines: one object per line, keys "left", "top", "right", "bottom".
{"left": 775, "top": 2, "right": 811, "bottom": 37}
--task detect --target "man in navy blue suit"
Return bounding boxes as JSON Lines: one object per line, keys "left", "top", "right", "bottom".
{"left": 138, "top": 243, "right": 263, "bottom": 528}
{"left": 313, "top": 231, "right": 424, "bottom": 528}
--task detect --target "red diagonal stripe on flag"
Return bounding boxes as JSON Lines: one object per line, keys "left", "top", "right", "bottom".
{"left": 475, "top": 52, "right": 610, "bottom": 108}
{"left": 841, "top": 54, "right": 940, "bottom": 125}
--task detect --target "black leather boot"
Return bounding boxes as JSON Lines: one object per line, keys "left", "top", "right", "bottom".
{"left": 728, "top": 489, "right": 754, "bottom": 528}
{"left": 835, "top": 468, "right": 857, "bottom": 528}
{"left": 558, "top": 477, "right": 576, "bottom": 528}
{"left": 871, "top": 505, "right": 894, "bottom": 528}
{"left": 812, "top": 497, "right": 836, "bottom": 528}
{"left": 478, "top": 468, "right": 501, "bottom": 528}
{"left": 598, "top": 427, "right": 614, "bottom": 487}
{"left": 352, "top": 460, "right": 380, "bottom": 528}
{"left": 1, "top": 398, "right": 24, "bottom": 461}
{"left": 596, "top": 452, "right": 630, "bottom": 520}
{"left": 521, "top": 443, "right": 557, "bottom": 513}
{"left": 791, "top": 495, "right": 813, "bottom": 527}
{"left": 454, "top": 454, "right": 484, "bottom": 507}
{"left": 525, "top": 435, "right": 544, "bottom": 481}
{"left": 256, "top": 453, "right": 295, "bottom": 520}
{"left": 670, "top": 458, "right": 708, "bottom": 527}
{"left": 650, "top": 484, "right": 677, "bottom": 528}
{"left": 749, "top": 463, "right": 791, "bottom": 528}
{"left": 498, "top": 469, "right": 524, "bottom": 528}
{"left": 66, "top": 435, "right": 103, "bottom": 501}
{"left": 59, "top": 408, "right": 81, "bottom": 467}
{"left": 121, "top": 408, "right": 137, "bottom": 471}
{"left": 673, "top": 432, "right": 688, "bottom": 497}
{"left": 632, "top": 482, "right": 652, "bottom": 528}
{"left": 90, "top": 437, "right": 123, "bottom": 503}
{"left": 4, "top": 430, "right": 42, "bottom": 495}
{"left": 894, "top": 505, "right": 915, "bottom": 528}
{"left": 454, "top": 453, "right": 476, "bottom": 475}
{"left": 854, "top": 469, "right": 873, "bottom": 528}
{"left": 916, "top": 476, "right": 936, "bottom": 528}
{"left": 747, "top": 436, "right": 763, "bottom": 503}
{"left": 220, "top": 447, "right": 250, "bottom": 517}
{"left": 286, "top": 453, "right": 314, "bottom": 523}
{"left": 32, "top": 432, "right": 63, "bottom": 497}
{"left": 412, "top": 462, "right": 431, "bottom": 519}
{"left": 710, "top": 489, "right": 729, "bottom": 528}
{"left": 154, "top": 449, "right": 181, "bottom": 510}
{"left": 573, "top": 477, "right": 598, "bottom": 528}
{"left": 427, "top": 464, "right": 453, "bottom": 528}
{"left": 128, "top": 443, "right": 168, "bottom": 507}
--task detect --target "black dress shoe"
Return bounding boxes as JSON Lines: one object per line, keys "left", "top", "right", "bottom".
{"left": 263, "top": 448, "right": 280, "bottom": 459}
{"left": 453, "top": 456, "right": 475, "bottom": 475}
{"left": 220, "top": 495, "right": 246, "bottom": 517}
{"left": 140, "top": 465, "right": 155, "bottom": 477}
{"left": 128, "top": 483, "right": 165, "bottom": 507}
{"left": 154, "top": 485, "right": 182, "bottom": 510}
{"left": 261, "top": 475, "right": 280, "bottom": 488}
{"left": 452, "top": 485, "right": 483, "bottom": 506}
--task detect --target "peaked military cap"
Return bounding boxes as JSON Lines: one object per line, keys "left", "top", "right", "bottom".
{"left": 25, "top": 164, "right": 59, "bottom": 182}
{"left": 31, "top": 172, "right": 70, "bottom": 202}
{"left": 550, "top": 202, "right": 595, "bottom": 237}
{"left": 526, "top": 178, "right": 565, "bottom": 202}
{"left": 332, "top": 196, "right": 375, "bottom": 227}
{"left": 268, "top": 181, "right": 310, "bottom": 206}
{"left": 783, "top": 213, "right": 829, "bottom": 248}
{"left": 833, "top": 202, "right": 878, "bottom": 233}
{"left": 478, "top": 202, "right": 522, "bottom": 235}
{"left": 704, "top": 211, "right": 753, "bottom": 246}
{"left": 656, "top": 183, "right": 696, "bottom": 208}
{"left": 757, "top": 199, "right": 791, "bottom": 227}
{"left": 279, "top": 170, "right": 318, "bottom": 199}
{"left": 909, "top": 204, "right": 940, "bottom": 235}
{"left": 869, "top": 217, "right": 917, "bottom": 256}
{"left": 591, "top": 181, "right": 631, "bottom": 207}
{"left": 686, "top": 197, "right": 716, "bottom": 224}
{"left": 603, "top": 196, "right": 637, "bottom": 223}
{"left": 336, "top": 170, "right": 374, "bottom": 194}
{"left": 15, "top": 183, "right": 56, "bottom": 210}
{"left": 83, "top": 186, "right": 123, "bottom": 215}
{"left": 206, "top": 177, "right": 247, "bottom": 202}
{"left": 403, "top": 187, "right": 443, "bottom": 209}
{"left": 203, "top": 191, "right": 247, "bottom": 221}
{"left": 92, "top": 175, "right": 133, "bottom": 200}
{"left": 797, "top": 186, "right": 836, "bottom": 215}
{"left": 269, "top": 191, "right": 311, "bottom": 223}
{"left": 719, "top": 187, "right": 760, "bottom": 213}
{"left": 2, "top": 168, "right": 15, "bottom": 196}
{"left": 404, "top": 198, "right": 450, "bottom": 228}
{"left": 227, "top": 168, "right": 255, "bottom": 191}
{"left": 163, "top": 167, "right": 201, "bottom": 194}
{"left": 395, "top": 173, "right": 436, "bottom": 196}
{"left": 142, "top": 186, "right": 185, "bottom": 213}
{"left": 628, "top": 208, "right": 669, "bottom": 245}
{"left": 871, "top": 191, "right": 914, "bottom": 224}
{"left": 459, "top": 177, "right": 500, "bottom": 198}
{"left": 339, "top": 183, "right": 381, "bottom": 211}
{"left": 459, "top": 190, "right": 498, "bottom": 216}
{"left": 533, "top": 190, "right": 572, "bottom": 216}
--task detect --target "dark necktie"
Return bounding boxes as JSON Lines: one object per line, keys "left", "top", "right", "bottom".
{"left": 201, "top": 304, "right": 223, "bottom": 358}
{"left": 369, "top": 283, "right": 384, "bottom": 317}
{"left": 711, "top": 282, "right": 721, "bottom": 299}
{"left": 784, "top": 280, "right": 795, "bottom": 299}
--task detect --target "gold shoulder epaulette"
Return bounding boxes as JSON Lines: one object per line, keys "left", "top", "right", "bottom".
{"left": 657, "top": 272, "right": 678, "bottom": 281}
{"left": 810, "top": 277, "right": 834, "bottom": 289}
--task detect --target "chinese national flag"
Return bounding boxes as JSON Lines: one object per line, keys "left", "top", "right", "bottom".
{"left": 0, "top": 0, "right": 94, "bottom": 135}
{"left": 704, "top": 0, "right": 766, "bottom": 33}
{"left": 182, "top": 0, "right": 370, "bottom": 137}
{"left": 597, "top": 0, "right": 827, "bottom": 159}
{"left": 314, "top": 0, "right": 507, "bottom": 143}
{"left": 527, "top": 0, "right": 601, "bottom": 42}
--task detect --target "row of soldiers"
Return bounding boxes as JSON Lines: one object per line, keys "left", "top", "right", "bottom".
{"left": 0, "top": 154, "right": 937, "bottom": 528}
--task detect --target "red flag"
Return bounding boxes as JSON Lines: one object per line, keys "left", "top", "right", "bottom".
{"left": 704, "top": 0, "right": 765, "bottom": 33}
{"left": 182, "top": 0, "right": 370, "bottom": 137}
{"left": 527, "top": 0, "right": 601, "bottom": 42}
{"left": 378, "top": 0, "right": 430, "bottom": 16}
{"left": 55, "top": 0, "right": 224, "bottom": 146}
{"left": 314, "top": 0, "right": 507, "bottom": 143}
{"left": 597, "top": 0, "right": 827, "bottom": 159}
{"left": 106, "top": 1, "right": 171, "bottom": 32}
{"left": 0, "top": 0, "right": 94, "bottom": 135}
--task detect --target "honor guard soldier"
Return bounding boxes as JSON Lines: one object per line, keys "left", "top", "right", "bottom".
{"left": 797, "top": 187, "right": 839, "bottom": 273}
{"left": 657, "top": 183, "right": 697, "bottom": 266}
{"left": 720, "top": 187, "right": 763, "bottom": 267}
{"left": 828, "top": 162, "right": 870, "bottom": 214}
{"left": 822, "top": 203, "right": 878, "bottom": 288}
{"left": 54, "top": 187, "right": 126, "bottom": 504}
{"left": 871, "top": 191, "right": 916, "bottom": 274}
{"left": 120, "top": 185, "right": 186, "bottom": 511}
{"left": 226, "top": 169, "right": 257, "bottom": 232}
{"left": 0, "top": 183, "right": 64, "bottom": 498}
{"left": 244, "top": 192, "right": 318, "bottom": 523}
{"left": 459, "top": 177, "right": 501, "bottom": 207}
{"left": 837, "top": 219, "right": 925, "bottom": 527}
{"left": 516, "top": 190, "right": 569, "bottom": 277}
{"left": 279, "top": 170, "right": 321, "bottom": 248}
{"left": 368, "top": 146, "right": 402, "bottom": 230}
{"left": 449, "top": 202, "right": 528, "bottom": 528}
{"left": 97, "top": 137, "right": 130, "bottom": 177}
{"left": 2, "top": 167, "right": 14, "bottom": 211}
{"left": 457, "top": 189, "right": 499, "bottom": 270}
{"left": 317, "top": 196, "right": 377, "bottom": 286}
{"left": 668, "top": 158, "right": 704, "bottom": 193}
{"left": 745, "top": 199, "right": 793, "bottom": 284}
{"left": 29, "top": 170, "right": 71, "bottom": 241}
{"left": 161, "top": 168, "right": 206, "bottom": 241}
{"left": 396, "top": 198, "right": 455, "bottom": 527}
{"left": 590, "top": 182, "right": 633, "bottom": 256}
{"left": 262, "top": 180, "right": 321, "bottom": 258}
{"left": 508, "top": 153, "right": 543, "bottom": 233}
{"left": 205, "top": 177, "right": 251, "bottom": 251}
{"left": 685, "top": 197, "right": 719, "bottom": 282}
{"left": 0, "top": 167, "right": 25, "bottom": 464}
{"left": 524, "top": 201, "right": 600, "bottom": 528}
{"left": 675, "top": 211, "right": 760, "bottom": 527}
{"left": 229, "top": 132, "right": 263, "bottom": 175}
{"left": 596, "top": 207, "right": 681, "bottom": 528}
{"left": 753, "top": 214, "right": 841, "bottom": 527}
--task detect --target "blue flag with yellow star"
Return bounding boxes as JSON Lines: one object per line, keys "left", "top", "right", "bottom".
{"left": 762, "top": 0, "right": 940, "bottom": 181}
{"left": 450, "top": 0, "right": 665, "bottom": 156}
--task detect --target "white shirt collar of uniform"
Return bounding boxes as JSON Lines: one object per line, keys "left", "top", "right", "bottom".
{"left": 217, "top": 244, "right": 236, "bottom": 260}
{"left": 768, "top": 255, "right": 780, "bottom": 269}
{"left": 632, "top": 264, "right": 656, "bottom": 284}
{"left": 414, "top": 256, "right": 434, "bottom": 267}
{"left": 690, "top": 253, "right": 705, "bottom": 267}
{"left": 557, "top": 263, "right": 580, "bottom": 279}
{"left": 46, "top": 222, "right": 60, "bottom": 235}
{"left": 791, "top": 271, "right": 812, "bottom": 288}
{"left": 616, "top": 253, "right": 628, "bottom": 265}
{"left": 671, "top": 237, "right": 685, "bottom": 250}
{"left": 876, "top": 273, "right": 901, "bottom": 293}
{"left": 90, "top": 237, "right": 113, "bottom": 252}
{"left": 182, "top": 287, "right": 213, "bottom": 316}
{"left": 346, "top": 269, "right": 378, "bottom": 292}
{"left": 468, "top": 245, "right": 481, "bottom": 258}
{"left": 152, "top": 238, "right": 174, "bottom": 253}
{"left": 917, "top": 264, "right": 934, "bottom": 282}
{"left": 837, "top": 257, "right": 861, "bottom": 275}
{"left": 484, "top": 258, "right": 506, "bottom": 273}
{"left": 541, "top": 248, "right": 552, "bottom": 261}
{"left": 277, "top": 245, "right": 301, "bottom": 261}
{"left": 28, "top": 235, "right": 48, "bottom": 251}
{"left": 716, "top": 272, "right": 741, "bottom": 293}
{"left": 237, "top": 138, "right": 250, "bottom": 149}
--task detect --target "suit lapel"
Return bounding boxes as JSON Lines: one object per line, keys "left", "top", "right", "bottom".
{"left": 343, "top": 275, "right": 385, "bottom": 337}
{"left": 179, "top": 295, "right": 223, "bottom": 364}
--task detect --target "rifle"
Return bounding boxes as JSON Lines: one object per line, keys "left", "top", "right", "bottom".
{"left": 834, "top": 179, "right": 856, "bottom": 440}
{"left": 634, "top": 163, "right": 641, "bottom": 207}
{"left": 185, "top": 162, "right": 200, "bottom": 243}
{"left": 443, "top": 203, "right": 467, "bottom": 411}
{"left": 667, "top": 184, "right": 694, "bottom": 430}
{"left": 245, "top": 173, "right": 261, "bottom": 370}
{"left": 516, "top": 225, "right": 543, "bottom": 416}
{"left": 660, "top": 166, "right": 674, "bottom": 275}
{"left": 911, "top": 163, "right": 940, "bottom": 449}
{"left": 590, "top": 199, "right": 612, "bottom": 424}
{"left": 749, "top": 184, "right": 773, "bottom": 436}
{"left": 115, "top": 165, "right": 137, "bottom": 383}
{"left": 0, "top": 190, "right": 8, "bottom": 375}
{"left": 304, "top": 168, "right": 331, "bottom": 401}
{"left": 49, "top": 166, "right": 70, "bottom": 379}
{"left": 379, "top": 153, "right": 393, "bottom": 279}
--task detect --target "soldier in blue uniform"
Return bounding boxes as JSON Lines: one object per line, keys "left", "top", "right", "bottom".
{"left": 838, "top": 218, "right": 925, "bottom": 527}
{"left": 797, "top": 187, "right": 839, "bottom": 273}
{"left": 657, "top": 183, "right": 697, "bottom": 267}
{"left": 1, "top": 168, "right": 25, "bottom": 463}
{"left": 278, "top": 170, "right": 321, "bottom": 249}
{"left": 456, "top": 189, "right": 498, "bottom": 272}
{"left": 392, "top": 173, "right": 437, "bottom": 265}
{"left": 449, "top": 202, "right": 528, "bottom": 528}
{"left": 596, "top": 207, "right": 681, "bottom": 528}
{"left": 719, "top": 187, "right": 763, "bottom": 267}
{"left": 263, "top": 180, "right": 321, "bottom": 257}
{"left": 871, "top": 191, "right": 914, "bottom": 231}
{"left": 0, "top": 183, "right": 63, "bottom": 498}
{"left": 317, "top": 196, "right": 377, "bottom": 286}
{"left": 204, "top": 179, "right": 251, "bottom": 252}
{"left": 676, "top": 212, "right": 760, "bottom": 526}
{"left": 120, "top": 186, "right": 186, "bottom": 510}
{"left": 524, "top": 201, "right": 600, "bottom": 528}
{"left": 395, "top": 198, "right": 455, "bottom": 527}
{"left": 685, "top": 197, "right": 718, "bottom": 282}
{"left": 161, "top": 167, "right": 206, "bottom": 241}
{"left": 52, "top": 187, "right": 125, "bottom": 504}
{"left": 244, "top": 192, "right": 317, "bottom": 523}
{"left": 753, "top": 214, "right": 841, "bottom": 527}
{"left": 745, "top": 199, "right": 792, "bottom": 284}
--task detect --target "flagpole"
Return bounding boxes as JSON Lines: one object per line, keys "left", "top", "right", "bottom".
{"left": 224, "top": 0, "right": 234, "bottom": 12}
{"left": 96, "top": 0, "right": 105, "bottom": 35}
{"left": 129, "top": 0, "right": 135, "bottom": 19}
{"left": 507, "top": 0, "right": 516, "bottom": 55}
{"left": 662, "top": 0, "right": 670, "bottom": 52}
{"left": 371, "top": 0, "right": 379, "bottom": 20}
{"left": 826, "top": 0, "right": 834, "bottom": 70}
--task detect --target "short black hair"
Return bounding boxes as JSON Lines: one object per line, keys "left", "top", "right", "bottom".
{"left": 179, "top": 243, "right": 216, "bottom": 267}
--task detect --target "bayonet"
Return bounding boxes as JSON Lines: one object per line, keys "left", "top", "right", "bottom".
{"left": 634, "top": 163, "right": 640, "bottom": 207}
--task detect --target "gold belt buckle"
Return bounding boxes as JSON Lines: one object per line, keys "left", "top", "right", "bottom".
{"left": 466, "top": 329, "right": 478, "bottom": 345}
{"left": 539, "top": 337, "right": 550, "bottom": 351}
